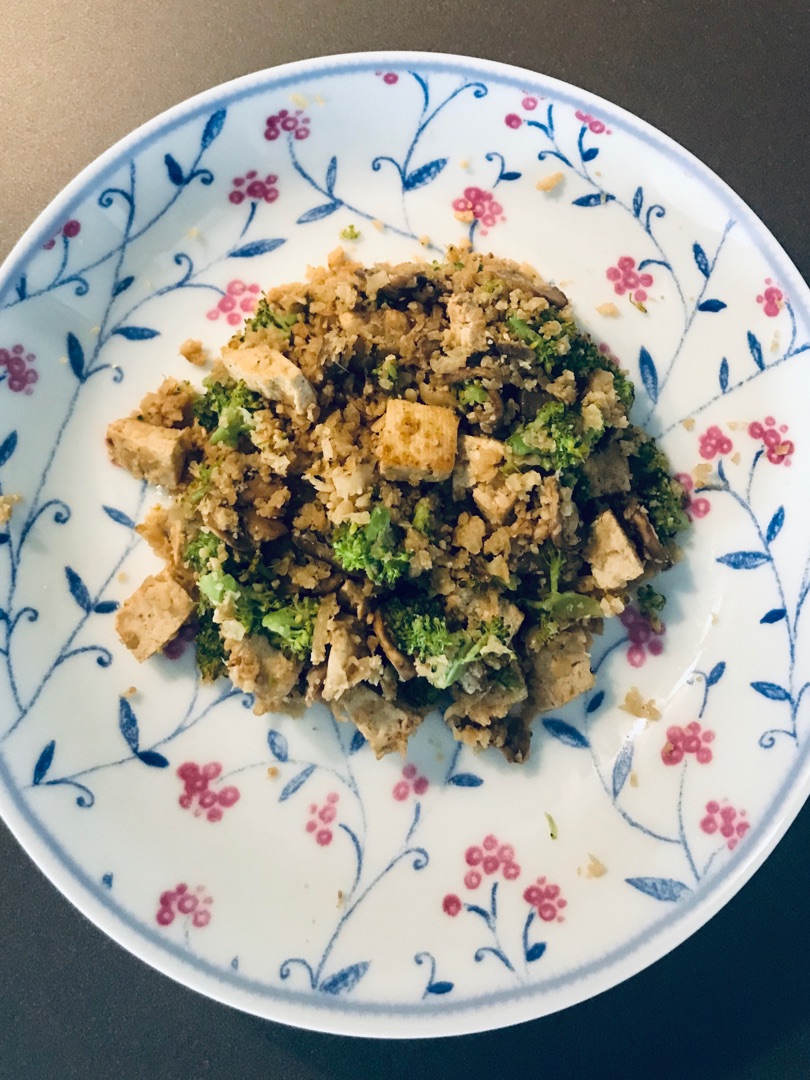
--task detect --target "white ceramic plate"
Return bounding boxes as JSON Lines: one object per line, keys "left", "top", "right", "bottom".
{"left": 1, "top": 52, "right": 809, "bottom": 1038}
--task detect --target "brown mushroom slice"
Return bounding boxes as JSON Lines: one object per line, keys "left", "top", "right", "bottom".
{"left": 623, "top": 501, "right": 670, "bottom": 566}
{"left": 242, "top": 510, "right": 288, "bottom": 544}
{"left": 372, "top": 609, "right": 416, "bottom": 681}
{"left": 536, "top": 283, "right": 569, "bottom": 309}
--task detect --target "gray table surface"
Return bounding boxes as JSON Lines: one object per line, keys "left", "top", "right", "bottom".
{"left": 2, "top": 1, "right": 809, "bottom": 1077}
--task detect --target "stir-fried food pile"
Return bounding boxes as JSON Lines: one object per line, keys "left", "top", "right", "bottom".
{"left": 107, "top": 247, "right": 688, "bottom": 762}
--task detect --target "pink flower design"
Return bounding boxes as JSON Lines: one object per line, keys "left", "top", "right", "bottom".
{"left": 756, "top": 278, "right": 784, "bottom": 317}
{"left": 620, "top": 605, "right": 665, "bottom": 667}
{"left": 523, "top": 877, "right": 567, "bottom": 923}
{"left": 606, "top": 256, "right": 653, "bottom": 303}
{"left": 0, "top": 344, "right": 38, "bottom": 395}
{"left": 392, "top": 763, "right": 429, "bottom": 801}
{"left": 748, "top": 416, "right": 794, "bottom": 466}
{"left": 264, "top": 108, "right": 310, "bottom": 141}
{"left": 700, "top": 800, "right": 750, "bottom": 850}
{"left": 156, "top": 883, "right": 213, "bottom": 928}
{"left": 597, "top": 341, "right": 620, "bottom": 365}
{"left": 451, "top": 186, "right": 505, "bottom": 236}
{"left": 229, "top": 170, "right": 280, "bottom": 205}
{"left": 504, "top": 113, "right": 522, "bottom": 129}
{"left": 661, "top": 721, "right": 714, "bottom": 766}
{"left": 521, "top": 95, "right": 539, "bottom": 111}
{"left": 43, "top": 219, "right": 81, "bottom": 249}
{"left": 674, "top": 473, "right": 711, "bottom": 520}
{"left": 305, "top": 791, "right": 339, "bottom": 846}
{"left": 442, "top": 833, "right": 521, "bottom": 913}
{"left": 698, "top": 424, "right": 733, "bottom": 460}
{"left": 206, "top": 279, "right": 262, "bottom": 327}
{"left": 162, "top": 623, "right": 196, "bottom": 660}
{"left": 374, "top": 71, "right": 399, "bottom": 84}
{"left": 575, "top": 109, "right": 612, "bottom": 135}
{"left": 176, "top": 762, "right": 240, "bottom": 823}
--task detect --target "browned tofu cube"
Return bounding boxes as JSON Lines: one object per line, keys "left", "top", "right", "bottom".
{"left": 529, "top": 628, "right": 595, "bottom": 713}
{"left": 220, "top": 343, "right": 315, "bottom": 413}
{"left": 585, "top": 509, "right": 644, "bottom": 590}
{"left": 378, "top": 399, "right": 459, "bottom": 483}
{"left": 115, "top": 570, "right": 194, "bottom": 662}
{"left": 106, "top": 418, "right": 190, "bottom": 490}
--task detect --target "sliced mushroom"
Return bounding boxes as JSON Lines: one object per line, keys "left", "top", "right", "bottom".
{"left": 623, "top": 501, "right": 670, "bottom": 566}
{"left": 537, "top": 283, "right": 569, "bottom": 309}
{"left": 305, "top": 571, "right": 343, "bottom": 596}
{"left": 242, "top": 510, "right": 288, "bottom": 544}
{"left": 372, "top": 609, "right": 415, "bottom": 681}
{"left": 290, "top": 531, "right": 347, "bottom": 571}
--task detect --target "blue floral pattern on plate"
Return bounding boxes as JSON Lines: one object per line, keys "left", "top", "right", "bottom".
{"left": 0, "top": 53, "right": 809, "bottom": 1037}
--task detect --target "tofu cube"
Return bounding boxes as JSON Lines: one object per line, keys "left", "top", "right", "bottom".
{"left": 378, "top": 399, "right": 458, "bottom": 483}
{"left": 115, "top": 570, "right": 194, "bottom": 662}
{"left": 585, "top": 509, "right": 644, "bottom": 590}
{"left": 220, "top": 343, "right": 315, "bottom": 414}
{"left": 530, "top": 628, "right": 595, "bottom": 713}
{"left": 106, "top": 417, "right": 190, "bottom": 490}
{"left": 583, "top": 442, "right": 631, "bottom": 497}
{"left": 453, "top": 434, "right": 504, "bottom": 494}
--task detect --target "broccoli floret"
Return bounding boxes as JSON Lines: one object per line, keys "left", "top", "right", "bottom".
{"left": 383, "top": 597, "right": 514, "bottom": 690}
{"left": 184, "top": 530, "right": 220, "bottom": 572}
{"left": 630, "top": 439, "right": 689, "bottom": 542}
{"left": 563, "top": 335, "right": 635, "bottom": 414}
{"left": 247, "top": 298, "right": 299, "bottom": 334}
{"left": 261, "top": 596, "right": 320, "bottom": 660}
{"left": 198, "top": 567, "right": 240, "bottom": 606}
{"left": 524, "top": 547, "right": 603, "bottom": 641}
{"left": 372, "top": 355, "right": 398, "bottom": 387}
{"left": 636, "top": 584, "right": 666, "bottom": 632}
{"left": 331, "top": 505, "right": 410, "bottom": 587}
{"left": 192, "top": 378, "right": 266, "bottom": 446}
{"left": 399, "top": 677, "right": 445, "bottom": 710}
{"left": 507, "top": 401, "right": 600, "bottom": 471}
{"left": 507, "top": 316, "right": 564, "bottom": 375}
{"left": 188, "top": 463, "right": 215, "bottom": 505}
{"left": 457, "top": 380, "right": 489, "bottom": 408}
{"left": 411, "top": 497, "right": 433, "bottom": 534}
{"left": 340, "top": 224, "right": 361, "bottom": 241}
{"left": 195, "top": 608, "right": 227, "bottom": 682}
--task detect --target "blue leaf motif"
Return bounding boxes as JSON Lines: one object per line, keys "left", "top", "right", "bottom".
{"left": 581, "top": 146, "right": 599, "bottom": 162}
{"left": 404, "top": 158, "right": 447, "bottom": 190}
{"left": 693, "top": 243, "right": 710, "bottom": 277}
{"left": 0, "top": 535, "right": 8, "bottom": 546}
{"left": 101, "top": 873, "right": 113, "bottom": 889}
{"left": 572, "top": 192, "right": 614, "bottom": 207}
{"left": 586, "top": 690, "right": 605, "bottom": 714}
{"left": 65, "top": 567, "right": 91, "bottom": 612}
{"left": 349, "top": 729, "right": 366, "bottom": 755}
{"left": 719, "top": 357, "right": 729, "bottom": 392}
{"left": 766, "top": 506, "right": 785, "bottom": 543}
{"left": 325, "top": 156, "right": 338, "bottom": 194}
{"left": 525, "top": 942, "right": 547, "bottom": 963}
{"left": 33, "top": 740, "right": 55, "bottom": 785}
{"left": 632, "top": 187, "right": 643, "bottom": 217}
{"left": 751, "top": 681, "right": 791, "bottom": 702}
{"left": 448, "top": 773, "right": 483, "bottom": 787}
{"left": 230, "top": 956, "right": 239, "bottom": 970}
{"left": 279, "top": 764, "right": 315, "bottom": 802}
{"left": 16, "top": 276, "right": 27, "bottom": 301}
{"left": 612, "top": 740, "right": 634, "bottom": 798}
{"left": 427, "top": 981, "right": 454, "bottom": 995}
{"left": 113, "top": 326, "right": 160, "bottom": 341}
{"left": 136, "top": 750, "right": 170, "bottom": 768}
{"left": 716, "top": 551, "right": 770, "bottom": 570}
{"left": 319, "top": 961, "right": 369, "bottom": 995}
{"left": 626, "top": 877, "right": 691, "bottom": 902}
{"left": 542, "top": 718, "right": 590, "bottom": 749}
{"left": 112, "top": 275, "right": 134, "bottom": 298}
{"left": 164, "top": 153, "right": 185, "bottom": 186}
{"left": 103, "top": 505, "right": 135, "bottom": 529}
{"left": 93, "top": 600, "right": 119, "bottom": 614}
{"left": 229, "top": 238, "right": 286, "bottom": 257}
{"left": 760, "top": 608, "right": 786, "bottom": 624}
{"left": 118, "top": 697, "right": 140, "bottom": 754}
{"left": 638, "top": 347, "right": 658, "bottom": 404}
{"left": 201, "top": 108, "right": 226, "bottom": 149}
{"left": 0, "top": 431, "right": 17, "bottom": 468}
{"left": 267, "top": 729, "right": 288, "bottom": 762}
{"left": 716, "top": 458, "right": 728, "bottom": 484}
{"left": 297, "top": 203, "right": 341, "bottom": 225}
{"left": 706, "top": 661, "right": 726, "bottom": 686}
{"left": 67, "top": 332, "right": 85, "bottom": 381}
{"left": 748, "top": 331, "right": 765, "bottom": 371}
{"left": 500, "top": 170, "right": 522, "bottom": 181}
{"left": 698, "top": 299, "right": 727, "bottom": 313}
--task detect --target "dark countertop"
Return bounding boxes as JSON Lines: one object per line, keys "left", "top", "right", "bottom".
{"left": 1, "top": 2, "right": 809, "bottom": 1077}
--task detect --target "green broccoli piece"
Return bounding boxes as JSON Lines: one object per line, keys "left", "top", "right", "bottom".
{"left": 630, "top": 440, "right": 689, "bottom": 542}
{"left": 507, "top": 401, "right": 601, "bottom": 471}
{"left": 457, "top": 380, "right": 489, "bottom": 408}
{"left": 340, "top": 224, "right": 361, "bottom": 241}
{"left": 331, "top": 505, "right": 411, "bottom": 587}
{"left": 506, "top": 315, "right": 564, "bottom": 375}
{"left": 198, "top": 567, "right": 240, "bottom": 606}
{"left": 192, "top": 378, "right": 266, "bottom": 446}
{"left": 411, "top": 497, "right": 433, "bottom": 535}
{"left": 261, "top": 596, "right": 320, "bottom": 660}
{"left": 636, "top": 584, "right": 666, "bottom": 631}
{"left": 372, "top": 355, "right": 398, "bottom": 386}
{"left": 247, "top": 298, "right": 299, "bottom": 335}
{"left": 524, "top": 547, "right": 603, "bottom": 641}
{"left": 563, "top": 335, "right": 635, "bottom": 414}
{"left": 194, "top": 608, "right": 227, "bottom": 682}
{"left": 188, "top": 463, "right": 215, "bottom": 505}
{"left": 184, "top": 530, "right": 220, "bottom": 572}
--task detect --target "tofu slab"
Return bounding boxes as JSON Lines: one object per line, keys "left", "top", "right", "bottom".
{"left": 115, "top": 570, "right": 194, "bottom": 662}
{"left": 585, "top": 509, "right": 645, "bottom": 590}
{"left": 220, "top": 343, "right": 315, "bottom": 414}
{"left": 378, "top": 399, "right": 459, "bottom": 483}
{"left": 106, "top": 418, "right": 190, "bottom": 490}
